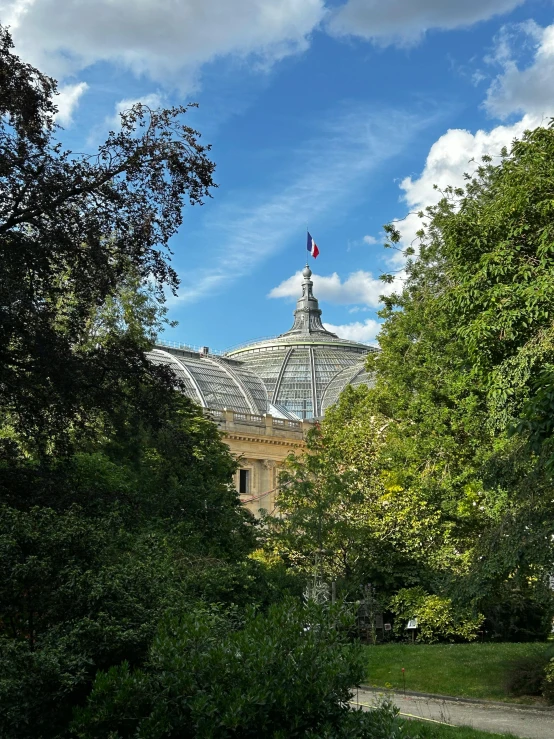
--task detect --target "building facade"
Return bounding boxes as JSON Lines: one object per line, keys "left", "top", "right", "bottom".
{"left": 148, "top": 265, "right": 374, "bottom": 515}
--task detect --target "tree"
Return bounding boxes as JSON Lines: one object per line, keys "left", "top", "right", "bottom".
{"left": 263, "top": 386, "right": 442, "bottom": 597}
{"left": 0, "top": 25, "right": 216, "bottom": 454}
{"left": 364, "top": 123, "right": 554, "bottom": 633}
{"left": 0, "top": 32, "right": 274, "bottom": 738}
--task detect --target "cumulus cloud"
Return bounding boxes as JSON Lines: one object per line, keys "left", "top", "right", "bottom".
{"left": 55, "top": 82, "right": 88, "bottom": 126}
{"left": 390, "top": 113, "right": 542, "bottom": 260}
{"left": 328, "top": 0, "right": 524, "bottom": 46}
{"left": 390, "top": 23, "right": 554, "bottom": 255}
{"left": 485, "top": 22, "right": 554, "bottom": 119}
{"left": 3, "top": 0, "right": 325, "bottom": 86}
{"left": 323, "top": 318, "right": 381, "bottom": 343}
{"left": 363, "top": 234, "right": 378, "bottom": 245}
{"left": 269, "top": 269, "right": 395, "bottom": 307}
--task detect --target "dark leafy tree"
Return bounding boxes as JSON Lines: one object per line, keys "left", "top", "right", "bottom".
{"left": 0, "top": 25, "right": 216, "bottom": 454}
{"left": 0, "top": 30, "right": 274, "bottom": 739}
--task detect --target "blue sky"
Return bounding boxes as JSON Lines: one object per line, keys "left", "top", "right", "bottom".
{"left": 4, "top": 0, "right": 554, "bottom": 350}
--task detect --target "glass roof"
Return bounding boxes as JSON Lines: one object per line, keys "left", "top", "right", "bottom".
{"left": 147, "top": 349, "right": 269, "bottom": 414}
{"left": 151, "top": 265, "right": 376, "bottom": 419}
{"left": 321, "top": 361, "right": 373, "bottom": 413}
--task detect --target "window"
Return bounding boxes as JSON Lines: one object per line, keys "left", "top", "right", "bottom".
{"left": 239, "top": 469, "right": 250, "bottom": 494}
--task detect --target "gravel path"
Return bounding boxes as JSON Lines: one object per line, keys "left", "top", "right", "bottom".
{"left": 352, "top": 687, "right": 554, "bottom": 738}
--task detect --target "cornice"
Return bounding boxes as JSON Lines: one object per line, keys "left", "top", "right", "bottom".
{"left": 223, "top": 432, "right": 305, "bottom": 448}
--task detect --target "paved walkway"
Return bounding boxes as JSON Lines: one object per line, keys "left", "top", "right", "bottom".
{"left": 352, "top": 687, "right": 554, "bottom": 738}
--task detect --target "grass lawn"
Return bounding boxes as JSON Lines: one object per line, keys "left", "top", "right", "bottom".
{"left": 404, "top": 719, "right": 519, "bottom": 738}
{"left": 364, "top": 642, "right": 552, "bottom": 702}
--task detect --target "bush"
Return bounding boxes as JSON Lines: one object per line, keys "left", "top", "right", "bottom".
{"left": 340, "top": 700, "right": 416, "bottom": 739}
{"left": 480, "top": 581, "right": 554, "bottom": 642}
{"left": 389, "top": 588, "right": 484, "bottom": 643}
{"left": 0, "top": 638, "right": 90, "bottom": 739}
{"left": 73, "top": 599, "right": 369, "bottom": 739}
{"left": 505, "top": 649, "right": 553, "bottom": 697}
{"left": 542, "top": 658, "right": 554, "bottom": 704}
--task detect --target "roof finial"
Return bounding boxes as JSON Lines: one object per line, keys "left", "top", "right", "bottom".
{"left": 278, "top": 261, "right": 337, "bottom": 338}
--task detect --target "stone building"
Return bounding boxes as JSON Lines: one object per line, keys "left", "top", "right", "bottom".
{"left": 148, "top": 265, "right": 374, "bottom": 515}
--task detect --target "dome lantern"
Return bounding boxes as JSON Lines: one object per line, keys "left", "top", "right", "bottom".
{"left": 224, "top": 265, "right": 374, "bottom": 418}
{"left": 280, "top": 263, "right": 337, "bottom": 338}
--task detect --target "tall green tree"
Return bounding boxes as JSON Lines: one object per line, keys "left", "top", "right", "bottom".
{"left": 0, "top": 31, "right": 266, "bottom": 738}
{"left": 363, "top": 122, "right": 554, "bottom": 634}
{"left": 263, "top": 386, "right": 441, "bottom": 597}
{"left": 0, "top": 24, "right": 215, "bottom": 454}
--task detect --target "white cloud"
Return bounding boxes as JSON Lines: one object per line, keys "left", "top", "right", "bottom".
{"left": 269, "top": 269, "right": 395, "bottom": 307}
{"left": 485, "top": 22, "right": 554, "bottom": 119}
{"left": 328, "top": 0, "right": 524, "bottom": 46}
{"left": 377, "top": 19, "right": 550, "bottom": 267}
{"left": 108, "top": 93, "right": 165, "bottom": 128}
{"left": 323, "top": 318, "right": 381, "bottom": 343}
{"left": 3, "top": 0, "right": 326, "bottom": 87}
{"left": 363, "top": 234, "right": 378, "bottom": 245}
{"left": 390, "top": 113, "right": 542, "bottom": 260}
{"left": 175, "top": 104, "right": 436, "bottom": 303}
{"left": 55, "top": 82, "right": 88, "bottom": 126}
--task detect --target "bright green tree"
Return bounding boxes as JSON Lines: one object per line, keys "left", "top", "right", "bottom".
{"left": 263, "top": 386, "right": 442, "bottom": 597}
{"left": 365, "top": 122, "right": 554, "bottom": 636}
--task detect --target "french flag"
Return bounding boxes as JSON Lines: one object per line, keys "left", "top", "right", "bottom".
{"left": 307, "top": 231, "right": 320, "bottom": 259}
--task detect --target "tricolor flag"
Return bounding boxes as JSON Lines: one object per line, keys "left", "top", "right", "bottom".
{"left": 307, "top": 231, "right": 319, "bottom": 259}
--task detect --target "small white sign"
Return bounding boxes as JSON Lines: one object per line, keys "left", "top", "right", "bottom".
{"left": 406, "top": 618, "right": 418, "bottom": 629}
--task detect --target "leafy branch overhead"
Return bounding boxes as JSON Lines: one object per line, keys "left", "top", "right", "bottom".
{"left": 0, "top": 25, "right": 217, "bottom": 452}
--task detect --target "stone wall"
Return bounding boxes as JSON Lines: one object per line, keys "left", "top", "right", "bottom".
{"left": 207, "top": 409, "right": 312, "bottom": 517}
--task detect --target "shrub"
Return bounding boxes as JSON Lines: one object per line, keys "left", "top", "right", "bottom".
{"left": 480, "top": 581, "right": 554, "bottom": 642}
{"left": 505, "top": 650, "right": 553, "bottom": 697}
{"left": 340, "top": 699, "right": 416, "bottom": 739}
{"left": 73, "top": 599, "right": 368, "bottom": 739}
{"left": 542, "top": 658, "right": 554, "bottom": 704}
{"left": 389, "top": 587, "right": 484, "bottom": 643}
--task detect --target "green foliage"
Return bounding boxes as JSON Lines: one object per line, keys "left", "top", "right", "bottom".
{"left": 355, "top": 122, "right": 554, "bottom": 620}
{"left": 505, "top": 648, "right": 554, "bottom": 697}
{"left": 542, "top": 658, "right": 554, "bottom": 703}
{"left": 0, "top": 416, "right": 267, "bottom": 739}
{"left": 476, "top": 577, "right": 554, "bottom": 642}
{"left": 263, "top": 386, "right": 441, "bottom": 597}
{"left": 0, "top": 637, "right": 90, "bottom": 739}
{"left": 0, "top": 24, "right": 216, "bottom": 454}
{"left": 389, "top": 588, "right": 483, "bottom": 643}
{"left": 0, "top": 32, "right": 279, "bottom": 739}
{"left": 73, "top": 599, "right": 367, "bottom": 739}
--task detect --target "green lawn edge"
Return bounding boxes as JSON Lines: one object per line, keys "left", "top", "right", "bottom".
{"left": 364, "top": 642, "right": 552, "bottom": 703}
{"left": 402, "top": 718, "right": 519, "bottom": 739}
